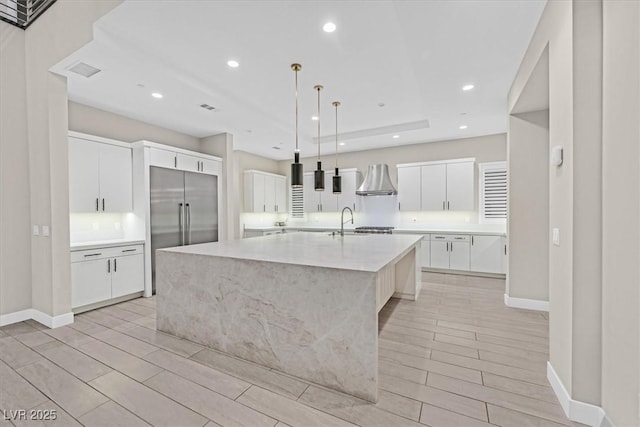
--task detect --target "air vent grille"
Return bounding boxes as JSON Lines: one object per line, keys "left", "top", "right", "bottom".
{"left": 68, "top": 62, "right": 101, "bottom": 78}
{"left": 200, "top": 104, "right": 216, "bottom": 111}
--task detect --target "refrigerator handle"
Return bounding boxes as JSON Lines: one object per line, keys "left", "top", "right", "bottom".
{"left": 186, "top": 203, "right": 191, "bottom": 245}
{"left": 178, "top": 203, "right": 184, "bottom": 246}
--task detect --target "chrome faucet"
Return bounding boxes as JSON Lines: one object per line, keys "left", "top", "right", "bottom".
{"left": 340, "top": 206, "right": 354, "bottom": 236}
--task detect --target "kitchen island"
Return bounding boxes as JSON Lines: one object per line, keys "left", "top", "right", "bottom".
{"left": 155, "top": 232, "right": 422, "bottom": 402}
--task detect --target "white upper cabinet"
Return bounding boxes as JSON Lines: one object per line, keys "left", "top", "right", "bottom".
{"left": 176, "top": 153, "right": 201, "bottom": 173}
{"left": 244, "top": 170, "right": 287, "bottom": 213}
{"left": 397, "top": 159, "right": 474, "bottom": 212}
{"left": 147, "top": 145, "right": 221, "bottom": 175}
{"left": 470, "top": 234, "right": 503, "bottom": 274}
{"left": 337, "top": 169, "right": 362, "bottom": 212}
{"left": 303, "top": 169, "right": 360, "bottom": 213}
{"left": 98, "top": 143, "right": 133, "bottom": 213}
{"left": 446, "top": 161, "right": 474, "bottom": 211}
{"left": 275, "top": 176, "right": 287, "bottom": 213}
{"left": 69, "top": 136, "right": 132, "bottom": 213}
{"left": 421, "top": 164, "right": 447, "bottom": 211}
{"left": 397, "top": 166, "right": 421, "bottom": 211}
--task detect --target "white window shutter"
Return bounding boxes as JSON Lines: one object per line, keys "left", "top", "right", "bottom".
{"left": 479, "top": 162, "right": 507, "bottom": 224}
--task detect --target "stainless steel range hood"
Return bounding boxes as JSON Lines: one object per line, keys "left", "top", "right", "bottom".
{"left": 356, "top": 164, "right": 398, "bottom": 196}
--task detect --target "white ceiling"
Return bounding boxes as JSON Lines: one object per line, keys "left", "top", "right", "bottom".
{"left": 51, "top": 0, "right": 546, "bottom": 160}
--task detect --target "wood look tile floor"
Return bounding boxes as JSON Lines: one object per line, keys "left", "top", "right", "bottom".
{"left": 0, "top": 273, "right": 582, "bottom": 427}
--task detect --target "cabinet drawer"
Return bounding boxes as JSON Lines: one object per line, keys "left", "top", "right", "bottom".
{"left": 71, "top": 244, "right": 144, "bottom": 263}
{"left": 431, "top": 234, "right": 469, "bottom": 242}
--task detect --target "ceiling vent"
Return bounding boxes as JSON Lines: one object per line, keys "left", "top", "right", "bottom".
{"left": 68, "top": 62, "right": 101, "bottom": 78}
{"left": 200, "top": 104, "right": 216, "bottom": 111}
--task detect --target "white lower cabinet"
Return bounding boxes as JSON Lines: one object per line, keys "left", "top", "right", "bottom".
{"left": 420, "top": 235, "right": 431, "bottom": 268}
{"left": 430, "top": 235, "right": 470, "bottom": 271}
{"left": 71, "top": 244, "right": 144, "bottom": 309}
{"left": 470, "top": 235, "right": 503, "bottom": 273}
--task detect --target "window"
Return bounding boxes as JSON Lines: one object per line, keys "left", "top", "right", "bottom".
{"left": 479, "top": 161, "right": 507, "bottom": 224}
{"left": 290, "top": 187, "right": 304, "bottom": 219}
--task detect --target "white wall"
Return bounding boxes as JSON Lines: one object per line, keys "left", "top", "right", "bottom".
{"left": 509, "top": 0, "right": 640, "bottom": 424}
{"left": 601, "top": 0, "right": 640, "bottom": 424}
{"left": 0, "top": 21, "right": 31, "bottom": 316}
{"left": 69, "top": 101, "right": 201, "bottom": 151}
{"left": 507, "top": 110, "right": 549, "bottom": 301}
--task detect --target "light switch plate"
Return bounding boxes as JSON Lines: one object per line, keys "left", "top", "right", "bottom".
{"left": 552, "top": 228, "right": 560, "bottom": 246}
{"left": 42, "top": 226, "right": 50, "bottom": 237}
{"left": 32, "top": 225, "right": 39, "bottom": 236}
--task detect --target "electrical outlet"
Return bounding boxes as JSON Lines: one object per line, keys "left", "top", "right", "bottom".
{"left": 42, "top": 226, "right": 50, "bottom": 237}
{"left": 32, "top": 225, "right": 39, "bottom": 236}
{"left": 552, "top": 228, "right": 560, "bottom": 246}
{"left": 92, "top": 222, "right": 99, "bottom": 231}
{"left": 411, "top": 217, "right": 417, "bottom": 222}
{"left": 114, "top": 222, "right": 121, "bottom": 230}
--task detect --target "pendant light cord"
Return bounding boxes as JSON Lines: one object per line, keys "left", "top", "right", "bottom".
{"left": 295, "top": 67, "right": 299, "bottom": 153}
{"left": 317, "top": 86, "right": 321, "bottom": 160}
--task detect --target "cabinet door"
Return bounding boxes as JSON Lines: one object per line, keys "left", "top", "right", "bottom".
{"left": 446, "top": 162, "right": 474, "bottom": 211}
{"left": 111, "top": 254, "right": 144, "bottom": 298}
{"left": 69, "top": 138, "right": 100, "bottom": 212}
{"left": 430, "top": 241, "right": 450, "bottom": 269}
{"left": 420, "top": 238, "right": 430, "bottom": 268}
{"left": 470, "top": 235, "right": 502, "bottom": 273}
{"left": 421, "top": 164, "right": 447, "bottom": 211}
{"left": 337, "top": 171, "right": 358, "bottom": 212}
{"left": 275, "top": 176, "right": 287, "bottom": 213}
{"left": 321, "top": 172, "right": 338, "bottom": 212}
{"left": 252, "top": 173, "right": 266, "bottom": 212}
{"left": 449, "top": 241, "right": 470, "bottom": 271}
{"left": 502, "top": 236, "right": 508, "bottom": 274}
{"left": 176, "top": 153, "right": 200, "bottom": 173}
{"left": 149, "top": 148, "right": 176, "bottom": 169}
{"left": 71, "top": 259, "right": 112, "bottom": 308}
{"left": 303, "top": 174, "right": 320, "bottom": 212}
{"left": 200, "top": 159, "right": 220, "bottom": 175}
{"left": 397, "top": 167, "right": 421, "bottom": 211}
{"left": 264, "top": 174, "right": 276, "bottom": 213}
{"left": 99, "top": 144, "right": 132, "bottom": 213}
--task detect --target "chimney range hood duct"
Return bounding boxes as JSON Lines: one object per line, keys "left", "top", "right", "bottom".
{"left": 356, "top": 164, "right": 398, "bottom": 196}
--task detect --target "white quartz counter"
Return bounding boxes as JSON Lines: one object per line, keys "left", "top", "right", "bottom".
{"left": 70, "top": 239, "right": 145, "bottom": 251}
{"left": 160, "top": 232, "right": 422, "bottom": 273}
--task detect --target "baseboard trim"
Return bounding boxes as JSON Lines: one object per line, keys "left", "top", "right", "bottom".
{"left": 504, "top": 293, "right": 549, "bottom": 312}
{"left": 0, "top": 309, "right": 73, "bottom": 329}
{"left": 0, "top": 309, "right": 32, "bottom": 326}
{"left": 547, "top": 361, "right": 609, "bottom": 427}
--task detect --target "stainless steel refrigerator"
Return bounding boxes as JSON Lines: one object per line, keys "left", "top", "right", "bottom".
{"left": 150, "top": 167, "right": 218, "bottom": 293}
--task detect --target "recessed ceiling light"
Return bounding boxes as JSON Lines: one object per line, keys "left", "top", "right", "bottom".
{"left": 392, "top": 135, "right": 400, "bottom": 139}
{"left": 339, "top": 142, "right": 345, "bottom": 146}
{"left": 459, "top": 125, "right": 468, "bottom": 130}
{"left": 311, "top": 115, "right": 319, "bottom": 121}
{"left": 151, "top": 92, "right": 163, "bottom": 99}
{"left": 227, "top": 60, "right": 239, "bottom": 68}
{"left": 462, "top": 84, "right": 475, "bottom": 91}
{"left": 323, "top": 22, "right": 336, "bottom": 33}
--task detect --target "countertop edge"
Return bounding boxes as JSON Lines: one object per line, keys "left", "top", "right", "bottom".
{"left": 70, "top": 239, "right": 146, "bottom": 251}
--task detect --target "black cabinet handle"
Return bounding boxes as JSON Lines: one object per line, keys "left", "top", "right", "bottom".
{"left": 472, "top": 236, "right": 474, "bottom": 245}
{"left": 84, "top": 253, "right": 102, "bottom": 257}
{"left": 96, "top": 198, "right": 99, "bottom": 212}
{"left": 114, "top": 258, "right": 117, "bottom": 272}
{"left": 447, "top": 201, "right": 450, "bottom": 210}
{"left": 102, "top": 198, "right": 105, "bottom": 211}
{"left": 121, "top": 249, "right": 136, "bottom": 253}
{"left": 107, "top": 259, "right": 110, "bottom": 273}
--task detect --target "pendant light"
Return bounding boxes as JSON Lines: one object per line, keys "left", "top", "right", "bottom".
{"left": 332, "top": 101, "right": 342, "bottom": 194}
{"left": 290, "top": 63, "right": 303, "bottom": 188}
{"left": 313, "top": 85, "right": 325, "bottom": 191}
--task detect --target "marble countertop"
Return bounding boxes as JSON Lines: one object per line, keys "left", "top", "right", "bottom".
{"left": 278, "top": 225, "right": 505, "bottom": 236}
{"left": 160, "top": 232, "right": 422, "bottom": 273}
{"left": 70, "top": 239, "right": 145, "bottom": 251}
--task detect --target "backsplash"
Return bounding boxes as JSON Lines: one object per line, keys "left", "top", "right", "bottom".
{"left": 70, "top": 212, "right": 140, "bottom": 243}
